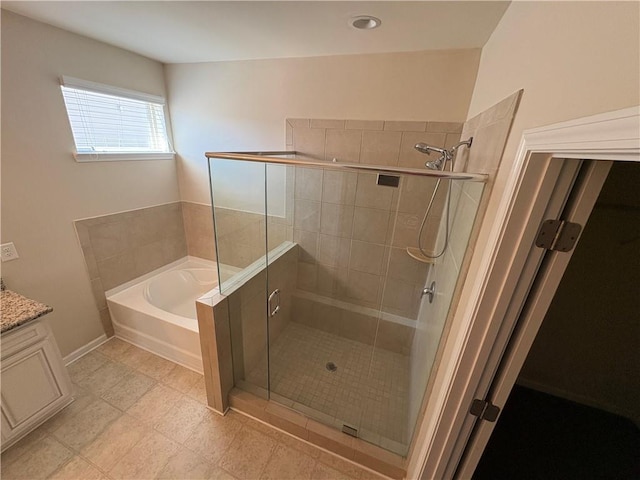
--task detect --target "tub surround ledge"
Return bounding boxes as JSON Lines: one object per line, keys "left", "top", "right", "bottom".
{"left": 0, "top": 289, "right": 53, "bottom": 334}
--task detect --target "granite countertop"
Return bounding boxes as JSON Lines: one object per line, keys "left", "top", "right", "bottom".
{"left": 1, "top": 289, "right": 53, "bottom": 334}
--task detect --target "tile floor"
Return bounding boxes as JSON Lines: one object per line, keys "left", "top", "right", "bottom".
{"left": 247, "top": 323, "right": 410, "bottom": 450}
{"left": 1, "top": 338, "right": 388, "bottom": 480}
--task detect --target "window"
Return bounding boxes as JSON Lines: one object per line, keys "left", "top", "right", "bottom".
{"left": 60, "top": 76, "right": 174, "bottom": 161}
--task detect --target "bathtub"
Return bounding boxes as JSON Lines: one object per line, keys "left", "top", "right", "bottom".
{"left": 106, "top": 257, "right": 237, "bottom": 373}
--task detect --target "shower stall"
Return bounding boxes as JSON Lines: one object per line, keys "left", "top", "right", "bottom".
{"left": 206, "top": 151, "right": 486, "bottom": 456}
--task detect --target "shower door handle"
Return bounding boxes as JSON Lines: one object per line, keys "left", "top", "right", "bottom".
{"left": 268, "top": 289, "right": 280, "bottom": 316}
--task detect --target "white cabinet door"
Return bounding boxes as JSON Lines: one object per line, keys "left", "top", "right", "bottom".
{"left": 1, "top": 319, "right": 73, "bottom": 451}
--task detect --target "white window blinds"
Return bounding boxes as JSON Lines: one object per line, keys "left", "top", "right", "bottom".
{"left": 60, "top": 76, "right": 173, "bottom": 161}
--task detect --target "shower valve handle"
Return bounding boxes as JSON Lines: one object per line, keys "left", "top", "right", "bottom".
{"left": 422, "top": 281, "right": 436, "bottom": 303}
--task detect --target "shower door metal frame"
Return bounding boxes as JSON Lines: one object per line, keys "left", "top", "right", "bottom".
{"left": 407, "top": 106, "right": 640, "bottom": 480}
{"left": 204, "top": 151, "right": 488, "bottom": 181}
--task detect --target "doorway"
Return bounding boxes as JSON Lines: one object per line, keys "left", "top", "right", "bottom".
{"left": 411, "top": 107, "right": 639, "bottom": 480}
{"left": 472, "top": 161, "right": 640, "bottom": 479}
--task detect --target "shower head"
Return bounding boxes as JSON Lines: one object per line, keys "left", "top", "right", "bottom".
{"left": 414, "top": 143, "right": 446, "bottom": 156}
{"left": 414, "top": 137, "right": 473, "bottom": 171}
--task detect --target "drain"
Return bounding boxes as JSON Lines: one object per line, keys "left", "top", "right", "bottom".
{"left": 325, "top": 362, "right": 338, "bottom": 372}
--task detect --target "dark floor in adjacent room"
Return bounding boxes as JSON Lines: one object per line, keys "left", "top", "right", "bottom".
{"left": 472, "top": 385, "right": 640, "bottom": 480}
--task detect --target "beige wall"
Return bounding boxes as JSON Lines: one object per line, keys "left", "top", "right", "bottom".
{"left": 75, "top": 203, "right": 187, "bottom": 336}
{"left": 1, "top": 12, "right": 180, "bottom": 356}
{"left": 164, "top": 49, "right": 481, "bottom": 204}
{"left": 467, "top": 1, "right": 640, "bottom": 162}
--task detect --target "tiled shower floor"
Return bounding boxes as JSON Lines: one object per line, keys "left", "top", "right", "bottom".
{"left": 247, "top": 322, "right": 410, "bottom": 452}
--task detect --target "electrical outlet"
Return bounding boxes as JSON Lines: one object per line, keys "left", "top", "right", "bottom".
{"left": 1, "top": 242, "right": 19, "bottom": 262}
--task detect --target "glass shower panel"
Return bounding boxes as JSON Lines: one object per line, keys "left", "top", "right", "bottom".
{"left": 208, "top": 158, "right": 269, "bottom": 395}
{"left": 392, "top": 180, "right": 484, "bottom": 454}
{"left": 264, "top": 162, "right": 297, "bottom": 405}
{"left": 208, "top": 151, "right": 487, "bottom": 456}
{"left": 209, "top": 158, "right": 268, "bottom": 293}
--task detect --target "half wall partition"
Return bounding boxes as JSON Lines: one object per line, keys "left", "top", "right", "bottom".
{"left": 206, "top": 151, "right": 486, "bottom": 456}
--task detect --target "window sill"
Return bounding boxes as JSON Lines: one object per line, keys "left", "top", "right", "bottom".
{"left": 74, "top": 152, "right": 176, "bottom": 162}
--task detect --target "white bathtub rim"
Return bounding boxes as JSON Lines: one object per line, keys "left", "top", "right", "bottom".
{"left": 105, "top": 256, "right": 216, "bottom": 297}
{"left": 106, "top": 256, "right": 224, "bottom": 331}
{"left": 143, "top": 268, "right": 218, "bottom": 320}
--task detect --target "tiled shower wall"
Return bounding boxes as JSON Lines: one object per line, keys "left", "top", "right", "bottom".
{"left": 228, "top": 246, "right": 298, "bottom": 388}
{"left": 214, "top": 209, "right": 291, "bottom": 270}
{"left": 287, "top": 118, "right": 463, "bottom": 324}
{"left": 75, "top": 202, "right": 187, "bottom": 336}
{"left": 181, "top": 202, "right": 216, "bottom": 261}
{"left": 182, "top": 201, "right": 291, "bottom": 271}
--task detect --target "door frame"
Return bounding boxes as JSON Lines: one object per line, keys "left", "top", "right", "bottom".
{"left": 407, "top": 106, "right": 640, "bottom": 480}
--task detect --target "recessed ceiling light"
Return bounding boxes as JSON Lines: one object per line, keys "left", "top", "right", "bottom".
{"left": 350, "top": 15, "right": 382, "bottom": 30}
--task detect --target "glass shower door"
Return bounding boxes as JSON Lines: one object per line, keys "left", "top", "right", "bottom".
{"left": 265, "top": 163, "right": 405, "bottom": 444}
{"left": 209, "top": 153, "right": 486, "bottom": 457}
{"left": 209, "top": 158, "right": 270, "bottom": 397}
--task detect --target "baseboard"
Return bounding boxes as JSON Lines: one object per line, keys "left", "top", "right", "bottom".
{"left": 64, "top": 334, "right": 109, "bottom": 365}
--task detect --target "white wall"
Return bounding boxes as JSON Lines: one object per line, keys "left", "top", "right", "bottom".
{"left": 164, "top": 49, "right": 481, "bottom": 204}
{"left": 468, "top": 1, "right": 640, "bottom": 161}
{"left": 1, "top": 11, "right": 180, "bottom": 356}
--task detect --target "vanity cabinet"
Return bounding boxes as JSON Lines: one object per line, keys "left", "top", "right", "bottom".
{"left": 1, "top": 318, "right": 73, "bottom": 452}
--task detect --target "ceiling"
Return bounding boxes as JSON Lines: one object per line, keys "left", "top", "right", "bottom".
{"left": 2, "top": 1, "right": 510, "bottom": 64}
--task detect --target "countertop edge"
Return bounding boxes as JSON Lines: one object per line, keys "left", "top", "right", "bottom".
{"left": 1, "top": 290, "right": 54, "bottom": 334}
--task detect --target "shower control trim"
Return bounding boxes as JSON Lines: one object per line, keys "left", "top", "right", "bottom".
{"left": 422, "top": 281, "right": 436, "bottom": 303}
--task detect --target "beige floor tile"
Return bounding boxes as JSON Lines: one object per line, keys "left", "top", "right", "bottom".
{"left": 316, "top": 451, "right": 367, "bottom": 479}
{"left": 75, "top": 360, "right": 132, "bottom": 397}
{"left": 48, "top": 455, "right": 106, "bottom": 480}
{"left": 218, "top": 425, "right": 277, "bottom": 480}
{"left": 80, "top": 414, "right": 147, "bottom": 472}
{"left": 259, "top": 443, "right": 316, "bottom": 480}
{"left": 126, "top": 383, "right": 183, "bottom": 426}
{"left": 156, "top": 447, "right": 213, "bottom": 480}
{"left": 108, "top": 430, "right": 179, "bottom": 480}
{"left": 186, "top": 375, "right": 208, "bottom": 404}
{"left": 42, "top": 386, "right": 97, "bottom": 433}
{"left": 137, "top": 353, "right": 177, "bottom": 380}
{"left": 310, "top": 461, "right": 355, "bottom": 480}
{"left": 101, "top": 370, "right": 156, "bottom": 410}
{"left": 66, "top": 352, "right": 109, "bottom": 383}
{"left": 183, "top": 411, "right": 243, "bottom": 465}
{"left": 238, "top": 416, "right": 280, "bottom": 439}
{"left": 154, "top": 395, "right": 210, "bottom": 444}
{"left": 0, "top": 425, "right": 49, "bottom": 467}
{"left": 1, "top": 436, "right": 73, "bottom": 480}
{"left": 117, "top": 344, "right": 156, "bottom": 369}
{"left": 95, "top": 337, "right": 132, "bottom": 359}
{"left": 161, "top": 364, "right": 202, "bottom": 393}
{"left": 51, "top": 398, "right": 121, "bottom": 451}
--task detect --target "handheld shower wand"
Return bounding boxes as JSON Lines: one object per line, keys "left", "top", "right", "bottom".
{"left": 408, "top": 137, "right": 474, "bottom": 260}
